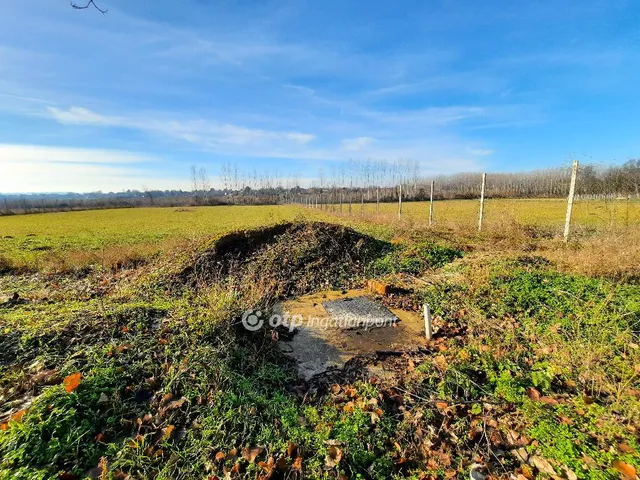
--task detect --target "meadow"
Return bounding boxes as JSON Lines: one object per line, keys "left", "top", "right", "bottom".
{"left": 0, "top": 200, "right": 639, "bottom": 479}
{"left": 1, "top": 198, "right": 638, "bottom": 273}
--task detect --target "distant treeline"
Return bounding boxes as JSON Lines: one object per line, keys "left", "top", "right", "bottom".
{"left": 1, "top": 159, "right": 638, "bottom": 215}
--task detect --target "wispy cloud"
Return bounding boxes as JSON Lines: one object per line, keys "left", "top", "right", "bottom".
{"left": 47, "top": 106, "right": 316, "bottom": 149}
{"left": 341, "top": 136, "right": 375, "bottom": 151}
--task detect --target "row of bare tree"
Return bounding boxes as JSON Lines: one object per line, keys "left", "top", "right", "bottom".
{"left": 2, "top": 160, "right": 638, "bottom": 215}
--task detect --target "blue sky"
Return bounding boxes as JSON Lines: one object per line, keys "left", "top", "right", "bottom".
{"left": 0, "top": 0, "right": 639, "bottom": 192}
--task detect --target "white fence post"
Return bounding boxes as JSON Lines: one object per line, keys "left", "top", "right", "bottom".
{"left": 478, "top": 173, "right": 486, "bottom": 232}
{"left": 423, "top": 304, "right": 432, "bottom": 340}
{"left": 429, "top": 180, "right": 434, "bottom": 226}
{"left": 564, "top": 160, "right": 579, "bottom": 242}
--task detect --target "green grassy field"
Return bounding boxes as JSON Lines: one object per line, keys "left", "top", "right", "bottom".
{"left": 1, "top": 199, "right": 638, "bottom": 272}
{"left": 0, "top": 202, "right": 639, "bottom": 479}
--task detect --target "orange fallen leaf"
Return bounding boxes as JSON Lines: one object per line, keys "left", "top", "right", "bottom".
{"left": 163, "top": 425, "right": 175, "bottom": 440}
{"left": 215, "top": 451, "right": 226, "bottom": 462}
{"left": 63, "top": 372, "right": 82, "bottom": 393}
{"left": 526, "top": 388, "right": 540, "bottom": 401}
{"left": 344, "top": 387, "right": 357, "bottom": 398}
{"left": 11, "top": 409, "right": 28, "bottom": 423}
{"left": 292, "top": 456, "right": 303, "bottom": 471}
{"left": 0, "top": 423, "right": 8, "bottom": 431}
{"left": 435, "top": 401, "right": 448, "bottom": 411}
{"left": 343, "top": 401, "right": 355, "bottom": 413}
{"left": 613, "top": 460, "right": 637, "bottom": 479}
{"left": 242, "top": 447, "right": 263, "bottom": 463}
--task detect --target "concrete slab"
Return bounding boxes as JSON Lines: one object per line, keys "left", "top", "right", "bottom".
{"left": 276, "top": 289, "right": 427, "bottom": 380}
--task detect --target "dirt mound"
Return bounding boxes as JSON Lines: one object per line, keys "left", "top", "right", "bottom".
{"left": 181, "top": 222, "right": 386, "bottom": 304}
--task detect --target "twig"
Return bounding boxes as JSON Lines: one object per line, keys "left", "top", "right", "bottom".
{"left": 71, "top": 0, "right": 108, "bottom": 14}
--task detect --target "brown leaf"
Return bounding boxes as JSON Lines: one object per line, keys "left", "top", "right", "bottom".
{"left": 526, "top": 387, "right": 540, "bottom": 401}
{"left": 330, "top": 384, "right": 341, "bottom": 394}
{"left": 540, "top": 396, "right": 559, "bottom": 406}
{"left": 242, "top": 447, "right": 263, "bottom": 463}
{"left": 287, "top": 441, "right": 297, "bottom": 458}
{"left": 613, "top": 460, "right": 637, "bottom": 479}
{"left": 343, "top": 401, "right": 355, "bottom": 413}
{"left": 163, "top": 397, "right": 188, "bottom": 412}
{"left": 344, "top": 387, "right": 357, "bottom": 398}
{"left": 529, "top": 456, "right": 555, "bottom": 476}
{"left": 435, "top": 401, "right": 448, "bottom": 411}
{"left": 292, "top": 457, "right": 303, "bottom": 471}
{"left": 63, "top": 372, "right": 82, "bottom": 393}
{"left": 215, "top": 451, "right": 226, "bottom": 462}
{"left": 159, "top": 393, "right": 174, "bottom": 408}
{"left": 324, "top": 446, "right": 343, "bottom": 468}
{"left": 618, "top": 443, "right": 635, "bottom": 454}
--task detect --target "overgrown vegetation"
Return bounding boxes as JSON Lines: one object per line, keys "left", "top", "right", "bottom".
{"left": 1, "top": 212, "right": 639, "bottom": 479}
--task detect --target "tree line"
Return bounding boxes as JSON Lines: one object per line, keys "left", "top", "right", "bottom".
{"left": 1, "top": 159, "right": 638, "bottom": 215}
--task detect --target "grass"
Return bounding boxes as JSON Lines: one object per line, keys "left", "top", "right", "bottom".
{"left": 0, "top": 202, "right": 639, "bottom": 479}
{"left": 0, "top": 199, "right": 638, "bottom": 273}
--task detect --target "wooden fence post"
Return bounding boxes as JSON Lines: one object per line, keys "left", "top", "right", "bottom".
{"left": 361, "top": 191, "right": 365, "bottom": 216}
{"left": 429, "top": 180, "right": 434, "bottom": 226}
{"left": 376, "top": 187, "right": 380, "bottom": 214}
{"left": 478, "top": 173, "right": 486, "bottom": 232}
{"left": 564, "top": 160, "right": 579, "bottom": 242}
{"left": 398, "top": 184, "right": 403, "bottom": 217}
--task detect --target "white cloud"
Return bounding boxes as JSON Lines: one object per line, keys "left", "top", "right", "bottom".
{"left": 0, "top": 144, "right": 185, "bottom": 193}
{"left": 341, "top": 136, "right": 375, "bottom": 151}
{"left": 47, "top": 106, "right": 316, "bottom": 150}
{"left": 467, "top": 147, "right": 494, "bottom": 156}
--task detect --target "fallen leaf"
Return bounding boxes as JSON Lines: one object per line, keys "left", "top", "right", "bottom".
{"left": 330, "top": 384, "right": 341, "bottom": 394}
{"left": 343, "top": 401, "right": 355, "bottom": 413}
{"left": 344, "top": 387, "right": 357, "bottom": 398}
{"left": 159, "top": 393, "right": 174, "bottom": 407}
{"left": 529, "top": 456, "right": 555, "bottom": 476}
{"left": 63, "top": 372, "right": 82, "bottom": 393}
{"left": 562, "top": 466, "right": 578, "bottom": 480}
{"left": 287, "top": 442, "right": 297, "bottom": 458}
{"left": 162, "top": 397, "right": 188, "bottom": 412}
{"left": 324, "top": 446, "right": 343, "bottom": 468}
{"left": 163, "top": 425, "right": 175, "bottom": 440}
{"left": 292, "top": 456, "right": 303, "bottom": 471}
{"left": 435, "top": 401, "right": 448, "bottom": 411}
{"left": 242, "top": 447, "right": 263, "bottom": 464}
{"left": 618, "top": 443, "right": 635, "bottom": 454}
{"left": 11, "top": 409, "right": 28, "bottom": 423}
{"left": 613, "top": 460, "right": 637, "bottom": 479}
{"left": 215, "top": 451, "right": 226, "bottom": 462}
{"left": 526, "top": 388, "right": 541, "bottom": 401}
